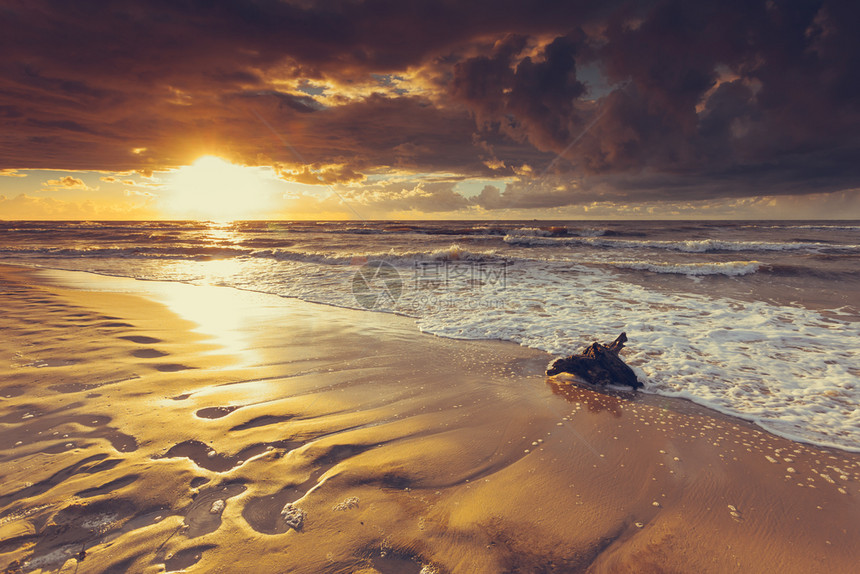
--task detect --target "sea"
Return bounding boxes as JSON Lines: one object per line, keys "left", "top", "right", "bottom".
{"left": 1, "top": 219, "right": 858, "bottom": 451}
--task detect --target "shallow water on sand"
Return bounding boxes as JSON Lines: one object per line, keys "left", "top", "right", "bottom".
{"left": 1, "top": 267, "right": 858, "bottom": 573}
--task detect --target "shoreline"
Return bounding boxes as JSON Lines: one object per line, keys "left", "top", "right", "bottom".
{"left": 1, "top": 264, "right": 858, "bottom": 573}
{"left": 11, "top": 260, "right": 860, "bottom": 454}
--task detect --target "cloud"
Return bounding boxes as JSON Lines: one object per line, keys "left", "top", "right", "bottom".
{"left": 470, "top": 185, "right": 505, "bottom": 210}
{"left": 0, "top": 0, "right": 858, "bottom": 213}
{"left": 275, "top": 181, "right": 860, "bottom": 220}
{"left": 101, "top": 176, "right": 138, "bottom": 185}
{"left": 468, "top": 178, "right": 585, "bottom": 210}
{"left": 451, "top": 32, "right": 589, "bottom": 151}
{"left": 0, "top": 169, "right": 27, "bottom": 177}
{"left": 0, "top": 193, "right": 157, "bottom": 219}
{"left": 42, "top": 175, "right": 95, "bottom": 191}
{"left": 275, "top": 163, "right": 365, "bottom": 185}
{"left": 341, "top": 180, "right": 472, "bottom": 215}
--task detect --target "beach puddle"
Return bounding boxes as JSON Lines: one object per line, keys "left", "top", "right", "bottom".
{"left": 131, "top": 348, "right": 169, "bottom": 359}
{"left": 163, "top": 544, "right": 216, "bottom": 571}
{"left": 1, "top": 385, "right": 28, "bottom": 398}
{"left": 154, "top": 363, "right": 195, "bottom": 373}
{"left": 242, "top": 487, "right": 307, "bottom": 534}
{"left": 182, "top": 482, "right": 246, "bottom": 537}
{"left": 159, "top": 439, "right": 300, "bottom": 472}
{"left": 196, "top": 406, "right": 241, "bottom": 419}
{"left": 370, "top": 552, "right": 426, "bottom": 574}
{"left": 119, "top": 335, "right": 162, "bottom": 344}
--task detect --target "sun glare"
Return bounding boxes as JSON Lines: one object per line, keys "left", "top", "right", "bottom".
{"left": 164, "top": 156, "right": 277, "bottom": 220}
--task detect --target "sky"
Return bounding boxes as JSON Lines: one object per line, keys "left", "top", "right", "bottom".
{"left": 1, "top": 0, "right": 859, "bottom": 220}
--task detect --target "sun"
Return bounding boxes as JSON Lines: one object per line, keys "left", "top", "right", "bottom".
{"left": 163, "top": 156, "right": 277, "bottom": 220}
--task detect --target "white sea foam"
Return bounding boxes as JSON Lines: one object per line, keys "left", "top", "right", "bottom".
{"left": 607, "top": 260, "right": 762, "bottom": 276}
{"left": 409, "top": 264, "right": 860, "bottom": 451}
{"left": 505, "top": 226, "right": 607, "bottom": 238}
{"left": 576, "top": 227, "right": 607, "bottom": 237}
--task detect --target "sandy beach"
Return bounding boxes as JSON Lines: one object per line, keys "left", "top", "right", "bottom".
{"left": 1, "top": 263, "right": 858, "bottom": 573}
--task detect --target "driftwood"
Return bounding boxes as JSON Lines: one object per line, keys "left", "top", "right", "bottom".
{"left": 546, "top": 332, "right": 642, "bottom": 389}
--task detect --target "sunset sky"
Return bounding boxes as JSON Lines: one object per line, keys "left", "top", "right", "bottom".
{"left": 2, "top": 0, "right": 859, "bottom": 220}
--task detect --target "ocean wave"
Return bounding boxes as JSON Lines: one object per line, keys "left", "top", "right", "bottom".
{"left": 238, "top": 237, "right": 297, "bottom": 248}
{"left": 607, "top": 260, "right": 762, "bottom": 276}
{"left": 0, "top": 245, "right": 249, "bottom": 260}
{"left": 504, "top": 234, "right": 860, "bottom": 253}
{"left": 745, "top": 224, "right": 860, "bottom": 231}
{"left": 506, "top": 227, "right": 555, "bottom": 237}
{"left": 251, "top": 243, "right": 506, "bottom": 266}
{"left": 309, "top": 223, "right": 510, "bottom": 237}
{"left": 243, "top": 223, "right": 610, "bottom": 238}
{"left": 0, "top": 242, "right": 512, "bottom": 267}
{"left": 576, "top": 227, "right": 609, "bottom": 237}
{"left": 505, "top": 226, "right": 614, "bottom": 238}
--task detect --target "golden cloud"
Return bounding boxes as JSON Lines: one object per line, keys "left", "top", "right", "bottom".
{"left": 275, "top": 163, "right": 365, "bottom": 185}
{"left": 43, "top": 175, "right": 93, "bottom": 190}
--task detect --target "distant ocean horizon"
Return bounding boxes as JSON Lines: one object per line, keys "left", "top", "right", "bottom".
{"left": 2, "top": 219, "right": 858, "bottom": 452}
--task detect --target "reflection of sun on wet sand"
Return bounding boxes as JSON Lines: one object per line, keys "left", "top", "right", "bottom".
{"left": 1, "top": 264, "right": 858, "bottom": 573}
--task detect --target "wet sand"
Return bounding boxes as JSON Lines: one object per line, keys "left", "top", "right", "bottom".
{"left": 0, "top": 264, "right": 858, "bottom": 573}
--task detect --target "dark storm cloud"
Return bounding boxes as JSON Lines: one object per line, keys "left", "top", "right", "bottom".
{"left": 452, "top": 32, "right": 589, "bottom": 151}
{"left": 450, "top": 0, "right": 860, "bottom": 205}
{"left": 245, "top": 92, "right": 509, "bottom": 176}
{"left": 1, "top": 0, "right": 859, "bottom": 207}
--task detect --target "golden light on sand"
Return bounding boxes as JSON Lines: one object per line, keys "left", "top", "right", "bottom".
{"left": 150, "top": 277, "right": 260, "bottom": 364}
{"left": 164, "top": 156, "right": 276, "bottom": 220}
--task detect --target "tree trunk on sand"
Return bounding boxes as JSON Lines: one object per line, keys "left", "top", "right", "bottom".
{"left": 546, "top": 333, "right": 642, "bottom": 389}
